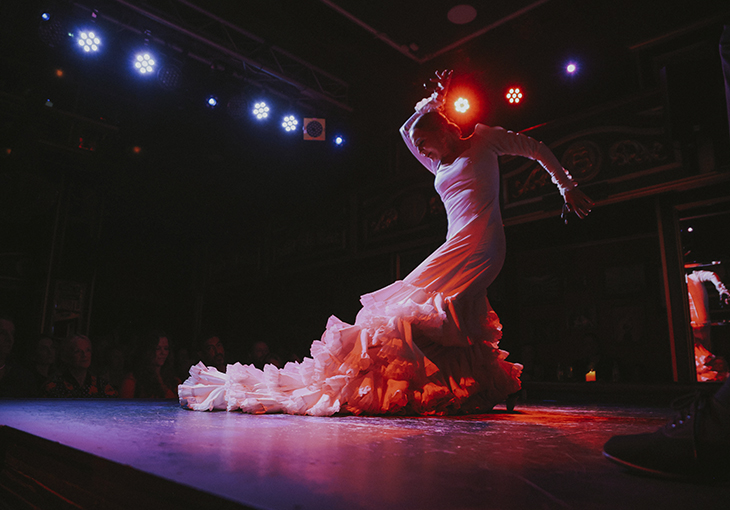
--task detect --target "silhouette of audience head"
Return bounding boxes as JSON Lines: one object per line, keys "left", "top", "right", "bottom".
{"left": 121, "top": 329, "right": 178, "bottom": 398}
{"left": 199, "top": 333, "right": 226, "bottom": 372}
{"left": 63, "top": 334, "right": 92, "bottom": 373}
{"left": 34, "top": 335, "right": 56, "bottom": 371}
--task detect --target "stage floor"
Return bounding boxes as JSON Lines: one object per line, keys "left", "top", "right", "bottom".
{"left": 0, "top": 399, "right": 727, "bottom": 509}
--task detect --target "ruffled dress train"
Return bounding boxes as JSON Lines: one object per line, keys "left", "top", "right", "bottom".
{"left": 179, "top": 212, "right": 522, "bottom": 416}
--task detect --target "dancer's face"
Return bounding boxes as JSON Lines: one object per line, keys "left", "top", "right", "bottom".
{"left": 410, "top": 127, "right": 449, "bottom": 163}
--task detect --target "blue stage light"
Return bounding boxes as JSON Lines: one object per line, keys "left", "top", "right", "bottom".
{"left": 77, "top": 30, "right": 101, "bottom": 53}
{"left": 133, "top": 53, "right": 156, "bottom": 75}
{"left": 41, "top": 12, "right": 51, "bottom": 21}
{"left": 334, "top": 135, "right": 345, "bottom": 146}
{"left": 282, "top": 115, "right": 298, "bottom": 132}
{"left": 207, "top": 96, "right": 218, "bottom": 108}
{"left": 566, "top": 62, "right": 578, "bottom": 74}
{"left": 253, "top": 101, "right": 270, "bottom": 120}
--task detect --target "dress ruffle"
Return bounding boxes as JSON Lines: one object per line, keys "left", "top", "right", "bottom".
{"left": 179, "top": 281, "right": 522, "bottom": 416}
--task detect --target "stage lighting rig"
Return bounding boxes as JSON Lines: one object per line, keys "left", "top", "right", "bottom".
{"left": 77, "top": 30, "right": 101, "bottom": 53}
{"left": 303, "top": 118, "right": 325, "bottom": 141}
{"left": 454, "top": 97, "right": 470, "bottom": 113}
{"left": 506, "top": 87, "right": 523, "bottom": 104}
{"left": 133, "top": 53, "right": 157, "bottom": 75}
{"left": 282, "top": 115, "right": 298, "bottom": 132}
{"left": 253, "top": 102, "right": 270, "bottom": 120}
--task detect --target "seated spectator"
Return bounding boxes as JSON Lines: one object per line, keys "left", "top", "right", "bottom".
{"left": 43, "top": 334, "right": 118, "bottom": 398}
{"left": 28, "top": 335, "right": 57, "bottom": 395}
{"left": 199, "top": 333, "right": 227, "bottom": 373}
{"left": 0, "top": 312, "right": 36, "bottom": 398}
{"left": 247, "top": 340, "right": 283, "bottom": 369}
{"left": 120, "top": 330, "right": 180, "bottom": 399}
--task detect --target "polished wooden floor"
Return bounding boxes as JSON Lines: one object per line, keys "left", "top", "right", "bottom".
{"left": 0, "top": 398, "right": 727, "bottom": 509}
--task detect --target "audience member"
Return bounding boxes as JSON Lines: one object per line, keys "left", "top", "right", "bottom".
{"left": 43, "top": 334, "right": 118, "bottom": 397}
{"left": 199, "top": 333, "right": 227, "bottom": 373}
{"left": 249, "top": 340, "right": 275, "bottom": 369}
{"left": 0, "top": 312, "right": 36, "bottom": 398}
{"left": 120, "top": 330, "right": 179, "bottom": 398}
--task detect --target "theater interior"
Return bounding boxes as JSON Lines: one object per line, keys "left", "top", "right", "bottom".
{"left": 1, "top": 1, "right": 730, "bottom": 508}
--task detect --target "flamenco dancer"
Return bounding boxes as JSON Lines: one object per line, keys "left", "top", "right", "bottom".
{"left": 179, "top": 70, "right": 593, "bottom": 416}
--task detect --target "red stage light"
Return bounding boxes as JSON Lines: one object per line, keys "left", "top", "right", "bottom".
{"left": 454, "top": 97, "right": 470, "bottom": 113}
{"left": 506, "top": 87, "right": 523, "bottom": 104}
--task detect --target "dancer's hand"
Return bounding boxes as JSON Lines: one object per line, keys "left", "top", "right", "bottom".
{"left": 563, "top": 188, "right": 593, "bottom": 219}
{"left": 416, "top": 70, "right": 453, "bottom": 112}
{"left": 427, "top": 69, "right": 453, "bottom": 97}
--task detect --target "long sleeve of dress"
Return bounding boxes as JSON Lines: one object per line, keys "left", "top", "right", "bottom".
{"left": 481, "top": 126, "right": 576, "bottom": 196}
{"left": 693, "top": 270, "right": 730, "bottom": 297}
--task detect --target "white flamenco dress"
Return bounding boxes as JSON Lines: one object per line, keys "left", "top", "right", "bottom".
{"left": 179, "top": 110, "right": 576, "bottom": 417}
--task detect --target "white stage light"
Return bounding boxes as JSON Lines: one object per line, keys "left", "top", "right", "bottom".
{"left": 506, "top": 87, "right": 523, "bottom": 104}
{"left": 77, "top": 30, "right": 101, "bottom": 52}
{"left": 282, "top": 115, "right": 298, "bottom": 132}
{"left": 253, "top": 102, "right": 270, "bottom": 120}
{"left": 134, "top": 53, "right": 156, "bottom": 75}
{"left": 454, "top": 97, "right": 470, "bottom": 113}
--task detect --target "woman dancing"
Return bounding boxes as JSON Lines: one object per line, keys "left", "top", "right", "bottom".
{"left": 179, "top": 70, "right": 593, "bottom": 416}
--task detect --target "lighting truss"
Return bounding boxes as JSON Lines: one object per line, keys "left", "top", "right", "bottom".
{"left": 73, "top": 0, "right": 351, "bottom": 114}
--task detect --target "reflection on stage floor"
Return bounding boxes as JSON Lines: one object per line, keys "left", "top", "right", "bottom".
{"left": 0, "top": 399, "right": 727, "bottom": 509}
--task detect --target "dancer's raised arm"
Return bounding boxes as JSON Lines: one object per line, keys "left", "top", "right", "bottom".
{"left": 400, "top": 70, "right": 452, "bottom": 173}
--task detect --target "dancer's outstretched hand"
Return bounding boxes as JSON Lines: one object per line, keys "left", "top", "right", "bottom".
{"left": 416, "top": 70, "right": 453, "bottom": 112}
{"left": 563, "top": 188, "right": 593, "bottom": 219}
{"left": 427, "top": 69, "right": 453, "bottom": 96}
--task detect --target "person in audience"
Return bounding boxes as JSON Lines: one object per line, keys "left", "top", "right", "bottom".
{"left": 199, "top": 333, "right": 227, "bottom": 373}
{"left": 43, "top": 334, "right": 118, "bottom": 397}
{"left": 120, "top": 330, "right": 179, "bottom": 398}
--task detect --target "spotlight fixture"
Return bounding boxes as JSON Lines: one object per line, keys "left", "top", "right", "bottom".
{"left": 303, "top": 118, "right": 326, "bottom": 141}
{"left": 77, "top": 30, "right": 100, "bottom": 52}
{"left": 157, "top": 64, "right": 182, "bottom": 90}
{"left": 206, "top": 96, "right": 218, "bottom": 108}
{"left": 226, "top": 94, "right": 248, "bottom": 120}
{"left": 506, "top": 87, "right": 523, "bottom": 104}
{"left": 133, "top": 53, "right": 156, "bottom": 75}
{"left": 281, "top": 115, "right": 298, "bottom": 132}
{"left": 252, "top": 101, "right": 270, "bottom": 120}
{"left": 334, "top": 135, "right": 345, "bottom": 146}
{"left": 454, "top": 97, "right": 470, "bottom": 113}
{"left": 566, "top": 62, "right": 577, "bottom": 74}
{"left": 38, "top": 13, "right": 66, "bottom": 47}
